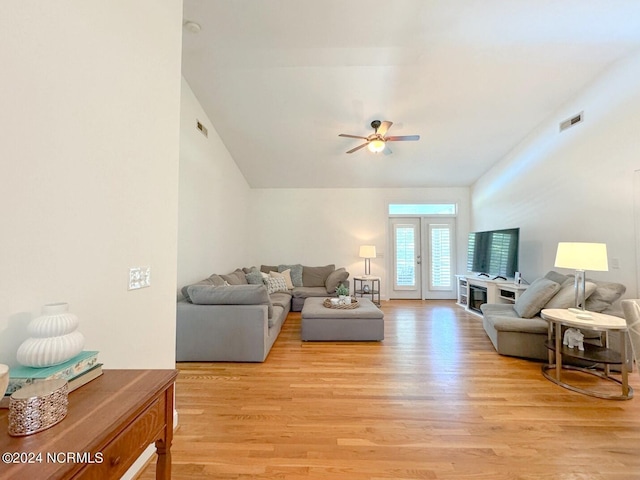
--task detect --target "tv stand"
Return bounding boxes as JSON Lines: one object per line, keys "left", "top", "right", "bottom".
{"left": 455, "top": 275, "right": 527, "bottom": 316}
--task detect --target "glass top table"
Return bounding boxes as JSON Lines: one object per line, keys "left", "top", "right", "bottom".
{"left": 540, "top": 308, "right": 632, "bottom": 400}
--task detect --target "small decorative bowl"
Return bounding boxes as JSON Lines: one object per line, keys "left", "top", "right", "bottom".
{"left": 8, "top": 379, "right": 68, "bottom": 436}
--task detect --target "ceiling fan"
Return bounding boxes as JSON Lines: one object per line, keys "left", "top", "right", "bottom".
{"left": 339, "top": 120, "right": 420, "bottom": 154}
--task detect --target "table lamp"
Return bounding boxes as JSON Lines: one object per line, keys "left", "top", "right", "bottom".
{"left": 359, "top": 245, "right": 377, "bottom": 276}
{"left": 554, "top": 242, "right": 608, "bottom": 318}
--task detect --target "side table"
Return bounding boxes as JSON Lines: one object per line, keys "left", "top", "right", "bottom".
{"left": 354, "top": 276, "right": 381, "bottom": 306}
{"left": 540, "top": 308, "right": 632, "bottom": 400}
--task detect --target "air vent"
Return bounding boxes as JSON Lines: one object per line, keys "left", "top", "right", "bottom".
{"left": 196, "top": 120, "right": 208, "bottom": 138}
{"left": 559, "top": 111, "right": 583, "bottom": 132}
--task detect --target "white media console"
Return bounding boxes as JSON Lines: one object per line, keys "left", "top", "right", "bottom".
{"left": 455, "top": 274, "right": 528, "bottom": 316}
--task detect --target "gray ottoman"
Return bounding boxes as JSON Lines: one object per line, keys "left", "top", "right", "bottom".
{"left": 301, "top": 297, "right": 384, "bottom": 341}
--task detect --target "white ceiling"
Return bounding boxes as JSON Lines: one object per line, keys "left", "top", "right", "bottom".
{"left": 181, "top": 0, "right": 640, "bottom": 189}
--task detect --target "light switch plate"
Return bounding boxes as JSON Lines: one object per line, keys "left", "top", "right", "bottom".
{"left": 129, "top": 266, "right": 151, "bottom": 290}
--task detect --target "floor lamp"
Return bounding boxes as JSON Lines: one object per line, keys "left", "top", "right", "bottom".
{"left": 359, "top": 245, "right": 377, "bottom": 277}
{"left": 554, "top": 242, "right": 608, "bottom": 318}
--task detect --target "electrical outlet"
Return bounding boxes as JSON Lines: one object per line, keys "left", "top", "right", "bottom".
{"left": 129, "top": 266, "right": 151, "bottom": 290}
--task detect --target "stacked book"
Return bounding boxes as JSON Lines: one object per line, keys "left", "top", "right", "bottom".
{"left": 5, "top": 350, "right": 102, "bottom": 396}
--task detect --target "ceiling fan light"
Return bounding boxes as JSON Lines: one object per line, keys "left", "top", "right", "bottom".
{"left": 368, "top": 139, "right": 385, "bottom": 153}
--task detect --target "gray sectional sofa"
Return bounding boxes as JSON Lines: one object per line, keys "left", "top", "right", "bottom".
{"left": 480, "top": 270, "right": 626, "bottom": 361}
{"left": 176, "top": 264, "right": 349, "bottom": 362}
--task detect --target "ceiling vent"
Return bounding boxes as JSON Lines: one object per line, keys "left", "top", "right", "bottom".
{"left": 559, "top": 111, "right": 584, "bottom": 132}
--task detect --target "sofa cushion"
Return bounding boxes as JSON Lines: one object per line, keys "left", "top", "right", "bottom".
{"left": 292, "top": 286, "right": 332, "bottom": 298}
{"left": 266, "top": 276, "right": 289, "bottom": 294}
{"left": 585, "top": 280, "right": 626, "bottom": 312}
{"left": 187, "top": 284, "right": 273, "bottom": 318}
{"left": 481, "top": 303, "right": 521, "bottom": 317}
{"left": 514, "top": 277, "right": 561, "bottom": 318}
{"left": 302, "top": 264, "right": 335, "bottom": 287}
{"left": 270, "top": 269, "right": 294, "bottom": 289}
{"left": 181, "top": 274, "right": 226, "bottom": 301}
{"left": 278, "top": 264, "right": 303, "bottom": 287}
{"left": 221, "top": 269, "right": 248, "bottom": 285}
{"left": 260, "top": 265, "right": 279, "bottom": 274}
{"left": 487, "top": 314, "right": 549, "bottom": 334}
{"left": 269, "top": 291, "right": 292, "bottom": 308}
{"left": 544, "top": 279, "right": 597, "bottom": 309}
{"left": 480, "top": 304, "right": 548, "bottom": 334}
{"left": 325, "top": 267, "right": 349, "bottom": 293}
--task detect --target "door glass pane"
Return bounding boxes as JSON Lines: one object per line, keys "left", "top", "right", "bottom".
{"left": 395, "top": 226, "right": 415, "bottom": 287}
{"left": 430, "top": 225, "right": 452, "bottom": 289}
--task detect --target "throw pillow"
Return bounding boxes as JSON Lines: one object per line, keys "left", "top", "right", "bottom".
{"left": 325, "top": 267, "right": 349, "bottom": 294}
{"left": 245, "top": 268, "right": 264, "bottom": 285}
{"left": 279, "top": 264, "right": 303, "bottom": 287}
{"left": 544, "top": 279, "right": 597, "bottom": 309}
{"left": 302, "top": 264, "right": 335, "bottom": 287}
{"left": 544, "top": 270, "right": 570, "bottom": 285}
{"left": 266, "top": 276, "right": 288, "bottom": 294}
{"left": 221, "top": 269, "right": 248, "bottom": 285}
{"left": 514, "top": 277, "right": 561, "bottom": 318}
{"left": 260, "top": 264, "right": 279, "bottom": 274}
{"left": 270, "top": 270, "right": 294, "bottom": 289}
{"left": 585, "top": 280, "right": 626, "bottom": 312}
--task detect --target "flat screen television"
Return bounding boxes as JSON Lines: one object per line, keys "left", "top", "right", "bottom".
{"left": 467, "top": 228, "right": 519, "bottom": 279}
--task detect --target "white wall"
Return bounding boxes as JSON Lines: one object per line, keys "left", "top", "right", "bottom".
{"left": 472, "top": 51, "right": 640, "bottom": 295}
{"left": 0, "top": 2, "right": 182, "bottom": 369}
{"left": 249, "top": 188, "right": 470, "bottom": 298}
{"left": 177, "top": 79, "right": 252, "bottom": 292}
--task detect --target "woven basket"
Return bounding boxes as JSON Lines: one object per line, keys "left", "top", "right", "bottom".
{"left": 323, "top": 297, "right": 360, "bottom": 309}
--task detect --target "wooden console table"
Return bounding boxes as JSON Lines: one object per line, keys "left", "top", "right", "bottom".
{"left": 0, "top": 369, "right": 178, "bottom": 479}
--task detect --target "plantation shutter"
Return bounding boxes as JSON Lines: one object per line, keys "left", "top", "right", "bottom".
{"left": 430, "top": 224, "right": 452, "bottom": 290}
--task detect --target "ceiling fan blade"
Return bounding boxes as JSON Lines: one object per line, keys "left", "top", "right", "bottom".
{"left": 385, "top": 135, "right": 420, "bottom": 142}
{"left": 339, "top": 133, "right": 369, "bottom": 140}
{"left": 377, "top": 121, "right": 393, "bottom": 137}
{"left": 346, "top": 142, "right": 369, "bottom": 154}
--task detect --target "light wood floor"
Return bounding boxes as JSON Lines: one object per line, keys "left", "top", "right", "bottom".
{"left": 139, "top": 300, "right": 640, "bottom": 480}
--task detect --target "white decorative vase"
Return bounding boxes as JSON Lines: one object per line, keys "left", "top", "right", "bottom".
{"left": 0, "top": 364, "right": 9, "bottom": 397}
{"left": 17, "top": 303, "right": 85, "bottom": 368}
{"left": 27, "top": 302, "right": 80, "bottom": 337}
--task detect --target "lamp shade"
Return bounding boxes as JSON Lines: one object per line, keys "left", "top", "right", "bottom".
{"left": 359, "top": 245, "right": 377, "bottom": 259}
{"left": 554, "top": 242, "right": 608, "bottom": 271}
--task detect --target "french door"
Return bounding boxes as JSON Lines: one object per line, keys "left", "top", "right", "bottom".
{"left": 390, "top": 218, "right": 421, "bottom": 299}
{"left": 390, "top": 217, "right": 456, "bottom": 300}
